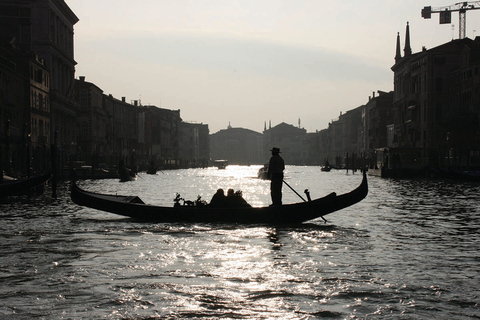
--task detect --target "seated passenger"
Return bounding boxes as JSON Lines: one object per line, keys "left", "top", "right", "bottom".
{"left": 209, "top": 188, "right": 226, "bottom": 207}
{"left": 226, "top": 189, "right": 252, "bottom": 207}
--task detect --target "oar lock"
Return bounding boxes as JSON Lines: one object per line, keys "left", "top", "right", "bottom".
{"left": 304, "top": 189, "right": 312, "bottom": 202}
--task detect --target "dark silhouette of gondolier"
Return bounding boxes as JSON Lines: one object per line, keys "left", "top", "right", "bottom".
{"left": 267, "top": 147, "right": 285, "bottom": 206}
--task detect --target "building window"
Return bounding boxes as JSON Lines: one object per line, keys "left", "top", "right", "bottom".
{"left": 80, "top": 121, "right": 88, "bottom": 137}
{"left": 20, "top": 24, "right": 31, "bottom": 42}
{"left": 423, "top": 101, "right": 427, "bottom": 121}
{"left": 435, "top": 77, "right": 443, "bottom": 92}
{"left": 35, "top": 69, "right": 42, "bottom": 83}
{"left": 435, "top": 103, "right": 442, "bottom": 120}
{"left": 434, "top": 56, "right": 445, "bottom": 65}
{"left": 20, "top": 7, "right": 30, "bottom": 17}
{"left": 80, "top": 90, "right": 88, "bottom": 109}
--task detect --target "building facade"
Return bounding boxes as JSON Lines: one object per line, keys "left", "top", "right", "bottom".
{"left": 143, "top": 105, "right": 182, "bottom": 168}
{"left": 210, "top": 124, "right": 264, "bottom": 165}
{"left": 392, "top": 22, "right": 480, "bottom": 169}
{"left": 0, "top": 0, "right": 79, "bottom": 146}
{"left": 179, "top": 122, "right": 210, "bottom": 168}
{"left": 0, "top": 0, "right": 79, "bottom": 177}
{"left": 73, "top": 76, "right": 107, "bottom": 168}
{"left": 0, "top": 46, "right": 28, "bottom": 175}
{"left": 263, "top": 122, "right": 308, "bottom": 165}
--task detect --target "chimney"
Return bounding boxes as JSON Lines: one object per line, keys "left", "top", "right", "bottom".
{"left": 79, "top": 76, "right": 85, "bottom": 82}
{"left": 122, "top": 97, "right": 126, "bottom": 102}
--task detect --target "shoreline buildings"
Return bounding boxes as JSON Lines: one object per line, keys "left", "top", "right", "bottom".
{"left": 1, "top": 0, "right": 479, "bottom": 178}
{"left": 217, "top": 23, "right": 480, "bottom": 173}
{"left": 0, "top": 0, "right": 209, "bottom": 178}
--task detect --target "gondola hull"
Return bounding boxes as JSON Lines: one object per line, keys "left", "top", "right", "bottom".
{"left": 0, "top": 171, "right": 51, "bottom": 197}
{"left": 71, "top": 172, "right": 368, "bottom": 224}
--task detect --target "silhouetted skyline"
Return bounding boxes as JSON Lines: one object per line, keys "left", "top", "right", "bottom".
{"left": 67, "top": 0, "right": 480, "bottom": 133}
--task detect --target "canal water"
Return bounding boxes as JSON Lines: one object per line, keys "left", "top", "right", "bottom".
{"left": 1, "top": 166, "right": 479, "bottom": 319}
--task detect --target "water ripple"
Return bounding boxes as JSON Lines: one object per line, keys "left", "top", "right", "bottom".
{"left": 1, "top": 167, "right": 480, "bottom": 319}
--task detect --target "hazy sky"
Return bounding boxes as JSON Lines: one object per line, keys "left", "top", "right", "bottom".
{"left": 66, "top": 0, "right": 480, "bottom": 134}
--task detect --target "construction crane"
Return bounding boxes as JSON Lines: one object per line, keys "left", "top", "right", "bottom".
{"left": 421, "top": 2, "right": 480, "bottom": 39}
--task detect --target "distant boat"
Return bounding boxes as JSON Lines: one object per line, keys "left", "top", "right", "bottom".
{"left": 257, "top": 164, "right": 269, "bottom": 179}
{"left": 118, "top": 166, "right": 137, "bottom": 182}
{"left": 146, "top": 161, "right": 157, "bottom": 174}
{"left": 146, "top": 168, "right": 157, "bottom": 174}
{"left": 214, "top": 160, "right": 228, "bottom": 169}
{"left": 321, "top": 159, "right": 332, "bottom": 172}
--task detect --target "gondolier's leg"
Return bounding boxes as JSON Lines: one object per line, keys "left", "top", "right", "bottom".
{"left": 270, "top": 174, "right": 283, "bottom": 206}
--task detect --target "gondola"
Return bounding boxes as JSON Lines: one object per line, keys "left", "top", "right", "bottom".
{"left": 213, "top": 160, "right": 228, "bottom": 169}
{"left": 257, "top": 164, "right": 269, "bottom": 180}
{"left": 0, "top": 171, "right": 52, "bottom": 197}
{"left": 118, "top": 167, "right": 137, "bottom": 182}
{"left": 321, "top": 159, "right": 332, "bottom": 172}
{"left": 71, "top": 171, "right": 368, "bottom": 224}
{"left": 146, "top": 168, "right": 157, "bottom": 175}
{"left": 146, "top": 160, "right": 158, "bottom": 175}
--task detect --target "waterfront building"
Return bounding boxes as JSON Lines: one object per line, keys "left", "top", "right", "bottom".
{"left": 314, "top": 128, "right": 330, "bottom": 166}
{"left": 73, "top": 76, "right": 107, "bottom": 168}
{"left": 327, "top": 107, "right": 364, "bottom": 168}
{"left": 362, "top": 91, "right": 394, "bottom": 169}
{"left": 179, "top": 122, "right": 210, "bottom": 168}
{"left": 0, "top": 46, "right": 28, "bottom": 175}
{"left": 28, "top": 55, "right": 51, "bottom": 170}
{"left": 392, "top": 22, "right": 480, "bottom": 169}
{"left": 0, "top": 0, "right": 79, "bottom": 149}
{"left": 0, "top": 0, "right": 79, "bottom": 177}
{"left": 363, "top": 91, "right": 393, "bottom": 153}
{"left": 263, "top": 122, "right": 308, "bottom": 165}
{"left": 0, "top": 43, "right": 52, "bottom": 175}
{"left": 210, "top": 124, "right": 264, "bottom": 165}
{"left": 143, "top": 105, "right": 182, "bottom": 168}
{"left": 103, "top": 95, "right": 143, "bottom": 169}
{"left": 73, "top": 76, "right": 202, "bottom": 171}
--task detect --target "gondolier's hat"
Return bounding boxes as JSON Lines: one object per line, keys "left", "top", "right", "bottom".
{"left": 270, "top": 147, "right": 281, "bottom": 153}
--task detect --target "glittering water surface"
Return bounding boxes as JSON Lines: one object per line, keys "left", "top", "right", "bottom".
{"left": 1, "top": 166, "right": 479, "bottom": 319}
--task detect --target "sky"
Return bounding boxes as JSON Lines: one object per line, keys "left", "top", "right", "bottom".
{"left": 66, "top": 0, "right": 480, "bottom": 134}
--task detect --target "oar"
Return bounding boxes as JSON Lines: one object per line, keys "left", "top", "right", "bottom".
{"left": 282, "top": 179, "right": 307, "bottom": 202}
{"left": 282, "top": 179, "right": 327, "bottom": 223}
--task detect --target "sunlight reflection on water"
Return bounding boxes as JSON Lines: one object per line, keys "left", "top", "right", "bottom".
{"left": 1, "top": 166, "right": 480, "bottom": 319}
